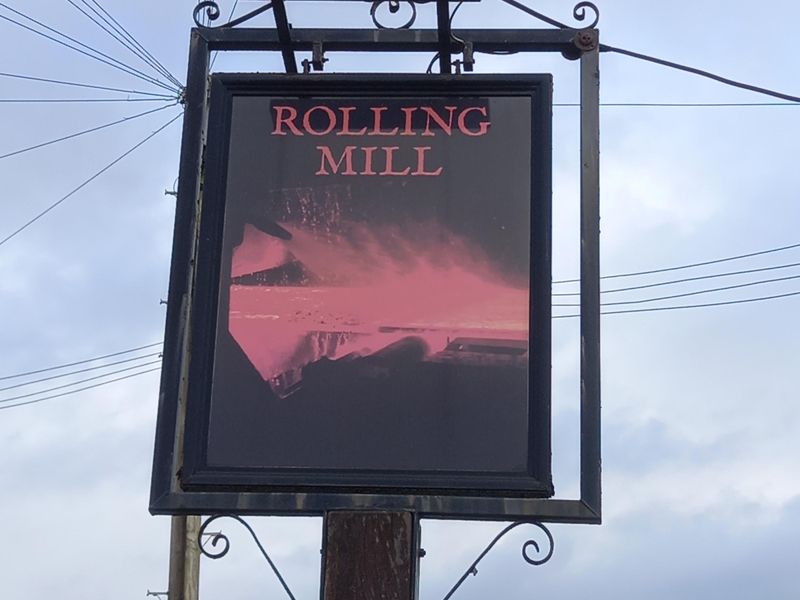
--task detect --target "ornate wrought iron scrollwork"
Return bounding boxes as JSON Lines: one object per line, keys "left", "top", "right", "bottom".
{"left": 193, "top": 0, "right": 597, "bottom": 33}
{"left": 442, "top": 521, "right": 554, "bottom": 600}
{"left": 193, "top": 1, "right": 276, "bottom": 29}
{"left": 502, "top": 0, "right": 599, "bottom": 30}
{"left": 198, "top": 515, "right": 297, "bottom": 600}
{"left": 572, "top": 1, "right": 600, "bottom": 29}
{"left": 193, "top": 1, "right": 221, "bottom": 27}
{"left": 370, "top": 0, "right": 418, "bottom": 30}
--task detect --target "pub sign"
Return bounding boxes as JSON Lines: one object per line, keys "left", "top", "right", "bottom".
{"left": 151, "top": 74, "right": 554, "bottom": 517}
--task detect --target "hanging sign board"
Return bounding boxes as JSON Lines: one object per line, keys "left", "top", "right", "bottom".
{"left": 151, "top": 74, "right": 553, "bottom": 517}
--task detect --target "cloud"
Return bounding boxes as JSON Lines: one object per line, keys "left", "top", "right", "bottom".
{"left": 1, "top": 2, "right": 799, "bottom": 599}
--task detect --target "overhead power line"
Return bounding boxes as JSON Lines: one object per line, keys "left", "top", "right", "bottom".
{"left": 4, "top": 289, "right": 799, "bottom": 407}
{"left": 554, "top": 273, "right": 800, "bottom": 307}
{"left": 0, "top": 101, "right": 176, "bottom": 160}
{"left": 599, "top": 44, "right": 800, "bottom": 104}
{"left": 554, "top": 242, "right": 800, "bottom": 284}
{"left": 85, "top": 0, "right": 182, "bottom": 87}
{"left": 4, "top": 262, "right": 800, "bottom": 404}
{"left": 553, "top": 289, "right": 800, "bottom": 319}
{"left": 498, "top": 0, "right": 800, "bottom": 104}
{"left": 0, "top": 71, "right": 176, "bottom": 98}
{"left": 0, "top": 4, "right": 178, "bottom": 93}
{"left": 0, "top": 342, "right": 162, "bottom": 381}
{"left": 0, "top": 351, "right": 162, "bottom": 392}
{"left": 209, "top": 0, "right": 240, "bottom": 69}
{"left": 553, "top": 260, "right": 800, "bottom": 296}
{"left": 0, "top": 366, "right": 161, "bottom": 411}
{"left": 67, "top": 0, "right": 172, "bottom": 86}
{"left": 68, "top": 0, "right": 183, "bottom": 89}
{"left": 0, "top": 97, "right": 176, "bottom": 103}
{"left": 0, "top": 2, "right": 177, "bottom": 91}
{"left": 0, "top": 359, "right": 162, "bottom": 404}
{"left": 67, "top": 0, "right": 158, "bottom": 71}
{"left": 425, "top": 0, "right": 465, "bottom": 74}
{"left": 0, "top": 110, "right": 182, "bottom": 248}
{"left": 554, "top": 102, "right": 800, "bottom": 108}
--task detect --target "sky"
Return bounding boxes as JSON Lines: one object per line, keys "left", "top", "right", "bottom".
{"left": 0, "top": 1, "right": 798, "bottom": 598}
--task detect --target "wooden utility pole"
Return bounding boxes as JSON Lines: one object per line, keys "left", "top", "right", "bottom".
{"left": 168, "top": 515, "right": 201, "bottom": 600}
{"left": 322, "top": 511, "right": 420, "bottom": 600}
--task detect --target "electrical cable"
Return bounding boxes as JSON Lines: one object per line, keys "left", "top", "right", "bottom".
{"left": 74, "top": 0, "right": 183, "bottom": 89}
{"left": 554, "top": 242, "right": 800, "bottom": 284}
{"left": 0, "top": 101, "right": 176, "bottom": 160}
{"left": 0, "top": 2, "right": 178, "bottom": 91}
{"left": 425, "top": 0, "right": 465, "bottom": 74}
{"left": 68, "top": 0, "right": 166, "bottom": 81}
{"left": 67, "top": 0, "right": 178, "bottom": 85}
{"left": 0, "top": 110, "right": 183, "bottom": 248}
{"left": 0, "top": 351, "right": 162, "bottom": 392}
{"left": 4, "top": 269, "right": 799, "bottom": 399}
{"left": 0, "top": 366, "right": 161, "bottom": 411}
{"left": 0, "top": 10, "right": 175, "bottom": 93}
{"left": 4, "top": 291, "right": 798, "bottom": 407}
{"left": 499, "top": 0, "right": 574, "bottom": 30}
{"left": 600, "top": 44, "right": 800, "bottom": 104}
{"left": 0, "top": 5, "right": 178, "bottom": 93}
{"left": 0, "top": 97, "right": 175, "bottom": 103}
{"left": 209, "top": 0, "right": 240, "bottom": 70}
{"left": 0, "top": 359, "right": 162, "bottom": 403}
{"left": 0, "top": 342, "right": 162, "bottom": 381}
{"left": 86, "top": 0, "right": 182, "bottom": 87}
{"left": 554, "top": 102, "right": 800, "bottom": 107}
{"left": 5, "top": 275, "right": 797, "bottom": 394}
{"left": 552, "top": 289, "right": 800, "bottom": 319}
{"left": 553, "top": 260, "right": 800, "bottom": 297}
{"left": 0, "top": 71, "right": 176, "bottom": 98}
{"left": 11, "top": 251, "right": 792, "bottom": 381}
{"left": 496, "top": 0, "right": 800, "bottom": 104}
{"left": 425, "top": 53, "right": 440, "bottom": 75}
{"left": 553, "top": 273, "right": 800, "bottom": 307}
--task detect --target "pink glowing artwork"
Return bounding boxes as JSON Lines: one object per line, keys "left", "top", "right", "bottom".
{"left": 228, "top": 213, "right": 529, "bottom": 398}
{"left": 202, "top": 90, "right": 546, "bottom": 476}
{"left": 215, "top": 96, "right": 534, "bottom": 406}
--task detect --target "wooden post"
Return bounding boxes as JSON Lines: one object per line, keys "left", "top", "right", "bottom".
{"left": 168, "top": 515, "right": 201, "bottom": 600}
{"left": 322, "top": 511, "right": 420, "bottom": 600}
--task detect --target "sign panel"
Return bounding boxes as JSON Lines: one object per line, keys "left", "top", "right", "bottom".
{"left": 155, "top": 74, "right": 553, "bottom": 513}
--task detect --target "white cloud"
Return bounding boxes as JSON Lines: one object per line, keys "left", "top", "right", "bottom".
{"left": 1, "top": 2, "right": 799, "bottom": 599}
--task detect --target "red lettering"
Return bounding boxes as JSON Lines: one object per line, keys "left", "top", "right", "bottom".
{"left": 316, "top": 146, "right": 357, "bottom": 175}
{"left": 379, "top": 147, "right": 411, "bottom": 176}
{"left": 303, "top": 106, "right": 337, "bottom": 136}
{"left": 400, "top": 107, "right": 416, "bottom": 136}
{"left": 361, "top": 146, "right": 378, "bottom": 175}
{"left": 337, "top": 107, "right": 368, "bottom": 136}
{"left": 457, "top": 106, "right": 490, "bottom": 136}
{"left": 421, "top": 106, "right": 457, "bottom": 137}
{"left": 272, "top": 106, "right": 304, "bottom": 136}
{"left": 368, "top": 107, "right": 399, "bottom": 136}
{"left": 411, "top": 147, "right": 443, "bottom": 176}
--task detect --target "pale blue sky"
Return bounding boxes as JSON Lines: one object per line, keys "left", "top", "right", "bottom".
{"left": 0, "top": 1, "right": 798, "bottom": 598}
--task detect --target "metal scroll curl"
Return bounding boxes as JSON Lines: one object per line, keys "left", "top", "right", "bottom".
{"left": 503, "top": 0, "right": 599, "bottom": 31}
{"left": 193, "top": 1, "right": 276, "bottom": 29}
{"left": 442, "top": 521, "right": 554, "bottom": 600}
{"left": 572, "top": 1, "right": 600, "bottom": 29}
{"left": 193, "top": 1, "right": 221, "bottom": 27}
{"left": 198, "top": 515, "right": 297, "bottom": 600}
{"left": 370, "top": 0, "right": 418, "bottom": 30}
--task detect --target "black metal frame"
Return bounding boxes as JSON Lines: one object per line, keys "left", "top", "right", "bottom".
{"left": 180, "top": 73, "right": 554, "bottom": 496}
{"left": 150, "top": 0, "right": 600, "bottom": 524}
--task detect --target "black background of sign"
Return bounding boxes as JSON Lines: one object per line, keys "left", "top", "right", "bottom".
{"left": 179, "top": 75, "right": 553, "bottom": 498}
